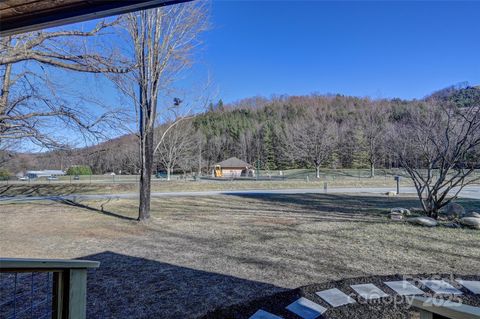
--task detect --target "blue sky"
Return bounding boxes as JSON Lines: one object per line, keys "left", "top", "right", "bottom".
{"left": 195, "top": 0, "right": 480, "bottom": 102}
{"left": 17, "top": 1, "right": 480, "bottom": 150}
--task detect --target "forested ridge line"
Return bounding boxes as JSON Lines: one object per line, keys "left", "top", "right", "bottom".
{"left": 2, "top": 84, "right": 479, "bottom": 176}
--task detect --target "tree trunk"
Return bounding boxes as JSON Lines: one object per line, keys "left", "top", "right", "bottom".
{"left": 138, "top": 129, "right": 153, "bottom": 221}
{"left": 138, "top": 106, "right": 154, "bottom": 221}
{"left": 423, "top": 197, "right": 440, "bottom": 219}
{"left": 167, "top": 167, "right": 171, "bottom": 181}
{"left": 370, "top": 162, "right": 375, "bottom": 178}
{"left": 0, "top": 63, "right": 12, "bottom": 130}
{"left": 424, "top": 207, "right": 439, "bottom": 219}
{"left": 316, "top": 165, "right": 320, "bottom": 179}
{"left": 198, "top": 142, "right": 202, "bottom": 176}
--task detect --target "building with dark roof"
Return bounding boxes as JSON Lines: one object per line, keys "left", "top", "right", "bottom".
{"left": 214, "top": 157, "right": 253, "bottom": 178}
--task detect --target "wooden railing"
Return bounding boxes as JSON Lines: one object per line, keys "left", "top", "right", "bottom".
{"left": 412, "top": 296, "right": 480, "bottom": 319}
{"left": 0, "top": 258, "right": 99, "bottom": 319}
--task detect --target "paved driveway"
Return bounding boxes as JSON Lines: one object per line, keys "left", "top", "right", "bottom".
{"left": 1, "top": 186, "right": 479, "bottom": 202}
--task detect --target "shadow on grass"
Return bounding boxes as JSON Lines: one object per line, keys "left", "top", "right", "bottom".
{"left": 0, "top": 184, "right": 101, "bottom": 197}
{"left": 54, "top": 199, "right": 137, "bottom": 221}
{"left": 0, "top": 184, "right": 13, "bottom": 195}
{"left": 81, "top": 251, "right": 287, "bottom": 319}
{"left": 224, "top": 193, "right": 480, "bottom": 218}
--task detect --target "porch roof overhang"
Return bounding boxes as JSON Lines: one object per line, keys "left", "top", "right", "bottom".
{"left": 0, "top": 0, "right": 191, "bottom": 37}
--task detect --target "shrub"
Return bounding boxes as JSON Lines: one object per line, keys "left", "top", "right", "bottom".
{"left": 0, "top": 169, "right": 10, "bottom": 180}
{"left": 66, "top": 165, "right": 92, "bottom": 175}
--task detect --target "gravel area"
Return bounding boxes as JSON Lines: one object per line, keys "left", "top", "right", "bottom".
{"left": 201, "top": 274, "right": 480, "bottom": 319}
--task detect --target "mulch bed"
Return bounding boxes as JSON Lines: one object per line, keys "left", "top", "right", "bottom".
{"left": 200, "top": 273, "right": 480, "bottom": 319}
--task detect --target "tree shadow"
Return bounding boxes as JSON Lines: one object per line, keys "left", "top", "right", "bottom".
{"left": 54, "top": 199, "right": 137, "bottom": 221}
{"left": 81, "top": 251, "right": 288, "bottom": 319}
{"left": 0, "top": 184, "right": 100, "bottom": 197}
{"left": 224, "top": 193, "right": 480, "bottom": 219}
{"left": 0, "top": 185, "right": 13, "bottom": 195}
{"left": 222, "top": 193, "right": 398, "bottom": 220}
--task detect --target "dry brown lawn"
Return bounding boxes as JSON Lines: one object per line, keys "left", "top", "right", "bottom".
{"left": 0, "top": 176, "right": 414, "bottom": 196}
{"left": 1, "top": 193, "right": 479, "bottom": 318}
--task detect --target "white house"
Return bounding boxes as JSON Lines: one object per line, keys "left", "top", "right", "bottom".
{"left": 25, "top": 170, "right": 65, "bottom": 179}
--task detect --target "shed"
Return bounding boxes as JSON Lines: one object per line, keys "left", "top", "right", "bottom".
{"left": 25, "top": 170, "right": 65, "bottom": 179}
{"left": 214, "top": 157, "right": 253, "bottom": 178}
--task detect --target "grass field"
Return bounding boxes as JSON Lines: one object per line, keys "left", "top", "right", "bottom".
{"left": 1, "top": 193, "right": 479, "bottom": 318}
{"left": 2, "top": 168, "right": 478, "bottom": 197}
{"left": 0, "top": 176, "right": 413, "bottom": 197}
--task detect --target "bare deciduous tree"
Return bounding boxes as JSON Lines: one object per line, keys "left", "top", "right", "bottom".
{"left": 390, "top": 102, "right": 480, "bottom": 218}
{"left": 358, "top": 105, "right": 388, "bottom": 177}
{"left": 287, "top": 114, "right": 338, "bottom": 178}
{"left": 155, "top": 120, "right": 196, "bottom": 180}
{"left": 0, "top": 21, "right": 129, "bottom": 149}
{"left": 119, "top": 3, "right": 208, "bottom": 220}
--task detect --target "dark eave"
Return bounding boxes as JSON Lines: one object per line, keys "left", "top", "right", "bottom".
{"left": 0, "top": 0, "right": 192, "bottom": 37}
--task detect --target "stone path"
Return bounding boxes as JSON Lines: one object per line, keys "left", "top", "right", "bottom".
{"left": 384, "top": 280, "right": 425, "bottom": 296}
{"left": 420, "top": 280, "right": 463, "bottom": 295}
{"left": 456, "top": 280, "right": 480, "bottom": 294}
{"left": 351, "top": 283, "right": 388, "bottom": 300}
{"left": 250, "top": 309, "right": 283, "bottom": 319}
{"left": 286, "top": 297, "right": 326, "bottom": 319}
{"left": 315, "top": 288, "right": 356, "bottom": 307}
{"left": 248, "top": 279, "right": 480, "bottom": 319}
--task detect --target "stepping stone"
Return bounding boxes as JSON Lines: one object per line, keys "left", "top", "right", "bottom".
{"left": 249, "top": 309, "right": 283, "bottom": 319}
{"left": 456, "top": 280, "right": 480, "bottom": 294}
{"left": 316, "top": 288, "right": 356, "bottom": 307}
{"left": 351, "top": 283, "right": 389, "bottom": 300}
{"left": 384, "top": 281, "right": 425, "bottom": 296}
{"left": 286, "top": 297, "right": 326, "bottom": 319}
{"left": 420, "top": 280, "right": 463, "bottom": 295}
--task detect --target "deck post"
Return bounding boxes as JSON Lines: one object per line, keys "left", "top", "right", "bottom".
{"left": 68, "top": 269, "right": 88, "bottom": 319}
{"left": 52, "top": 271, "right": 66, "bottom": 319}
{"left": 419, "top": 309, "right": 433, "bottom": 319}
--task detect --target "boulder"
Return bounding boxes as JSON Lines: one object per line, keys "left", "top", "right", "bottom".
{"left": 443, "top": 203, "right": 465, "bottom": 219}
{"left": 390, "top": 207, "right": 411, "bottom": 216}
{"left": 407, "top": 217, "right": 438, "bottom": 227}
{"left": 390, "top": 212, "right": 404, "bottom": 221}
{"left": 459, "top": 217, "right": 480, "bottom": 230}
{"left": 462, "top": 211, "right": 480, "bottom": 218}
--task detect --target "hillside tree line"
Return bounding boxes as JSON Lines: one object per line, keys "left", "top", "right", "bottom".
{"left": 8, "top": 85, "right": 479, "bottom": 182}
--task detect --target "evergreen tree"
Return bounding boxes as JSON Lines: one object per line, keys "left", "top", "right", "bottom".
{"left": 262, "top": 123, "right": 276, "bottom": 170}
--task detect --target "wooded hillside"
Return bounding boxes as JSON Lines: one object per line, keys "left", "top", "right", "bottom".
{"left": 2, "top": 84, "right": 479, "bottom": 176}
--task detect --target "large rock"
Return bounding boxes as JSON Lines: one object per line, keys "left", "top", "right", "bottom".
{"left": 462, "top": 211, "right": 480, "bottom": 218}
{"left": 459, "top": 217, "right": 480, "bottom": 229}
{"left": 391, "top": 207, "right": 411, "bottom": 216}
{"left": 444, "top": 203, "right": 465, "bottom": 219}
{"left": 407, "top": 217, "right": 438, "bottom": 227}
{"left": 390, "top": 212, "right": 404, "bottom": 221}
